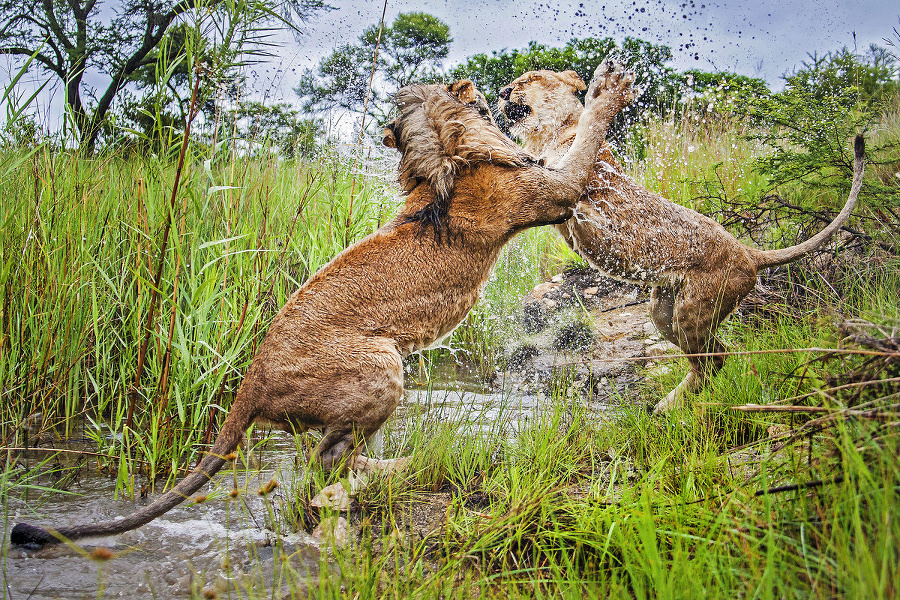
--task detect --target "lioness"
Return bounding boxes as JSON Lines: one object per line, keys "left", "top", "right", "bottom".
{"left": 498, "top": 69, "right": 865, "bottom": 413}
{"left": 11, "top": 62, "right": 638, "bottom": 548}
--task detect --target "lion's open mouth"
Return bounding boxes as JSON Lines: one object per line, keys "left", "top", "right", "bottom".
{"left": 502, "top": 101, "right": 532, "bottom": 124}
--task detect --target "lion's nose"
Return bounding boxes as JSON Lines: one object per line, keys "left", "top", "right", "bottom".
{"left": 498, "top": 87, "right": 511, "bottom": 101}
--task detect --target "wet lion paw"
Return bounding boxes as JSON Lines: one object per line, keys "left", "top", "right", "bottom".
{"left": 585, "top": 60, "right": 640, "bottom": 113}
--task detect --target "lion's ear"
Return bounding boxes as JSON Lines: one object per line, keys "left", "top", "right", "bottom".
{"left": 382, "top": 125, "right": 397, "bottom": 148}
{"left": 557, "top": 70, "right": 586, "bottom": 92}
{"left": 447, "top": 80, "right": 477, "bottom": 104}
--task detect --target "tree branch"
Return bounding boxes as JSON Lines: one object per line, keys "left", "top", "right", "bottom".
{"left": 41, "top": 0, "right": 73, "bottom": 51}
{"left": 0, "top": 46, "right": 63, "bottom": 77}
{"left": 82, "top": 5, "right": 181, "bottom": 149}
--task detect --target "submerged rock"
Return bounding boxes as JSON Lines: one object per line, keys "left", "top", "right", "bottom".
{"left": 498, "top": 266, "right": 677, "bottom": 403}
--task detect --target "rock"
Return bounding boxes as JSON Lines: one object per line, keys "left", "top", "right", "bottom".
{"left": 505, "top": 344, "right": 540, "bottom": 369}
{"left": 309, "top": 471, "right": 368, "bottom": 511}
{"left": 311, "top": 516, "right": 349, "bottom": 547}
{"left": 552, "top": 321, "right": 595, "bottom": 352}
{"left": 646, "top": 341, "right": 677, "bottom": 356}
{"left": 310, "top": 482, "right": 352, "bottom": 511}
{"left": 522, "top": 299, "right": 549, "bottom": 333}
{"left": 500, "top": 266, "right": 654, "bottom": 401}
{"left": 528, "top": 281, "right": 559, "bottom": 299}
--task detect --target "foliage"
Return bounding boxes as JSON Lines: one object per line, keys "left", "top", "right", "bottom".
{"left": 785, "top": 45, "right": 899, "bottom": 105}
{"left": 740, "top": 44, "right": 900, "bottom": 236}
{"left": 295, "top": 12, "right": 452, "bottom": 128}
{"left": 110, "top": 22, "right": 239, "bottom": 151}
{"left": 677, "top": 69, "right": 769, "bottom": 118}
{"left": 0, "top": 147, "right": 397, "bottom": 486}
{"left": 3, "top": 33, "right": 900, "bottom": 596}
{"left": 219, "top": 101, "right": 326, "bottom": 158}
{"left": 0, "top": 0, "right": 330, "bottom": 151}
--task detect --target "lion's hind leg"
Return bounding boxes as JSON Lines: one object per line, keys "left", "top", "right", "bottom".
{"left": 652, "top": 266, "right": 755, "bottom": 414}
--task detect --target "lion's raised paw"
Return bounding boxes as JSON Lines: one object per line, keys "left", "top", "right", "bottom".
{"left": 585, "top": 60, "right": 639, "bottom": 111}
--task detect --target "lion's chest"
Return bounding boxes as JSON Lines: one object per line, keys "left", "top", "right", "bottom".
{"left": 282, "top": 226, "right": 503, "bottom": 357}
{"left": 392, "top": 268, "right": 492, "bottom": 356}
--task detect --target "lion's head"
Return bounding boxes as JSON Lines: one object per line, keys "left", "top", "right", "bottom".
{"left": 382, "top": 80, "right": 534, "bottom": 236}
{"left": 497, "top": 70, "right": 586, "bottom": 140}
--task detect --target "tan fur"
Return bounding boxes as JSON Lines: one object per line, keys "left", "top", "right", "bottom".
{"left": 11, "top": 62, "right": 638, "bottom": 548}
{"left": 499, "top": 69, "right": 865, "bottom": 413}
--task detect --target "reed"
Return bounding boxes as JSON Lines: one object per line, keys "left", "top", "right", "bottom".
{"left": 0, "top": 143, "right": 401, "bottom": 487}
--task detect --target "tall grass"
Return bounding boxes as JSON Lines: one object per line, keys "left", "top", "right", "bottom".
{"left": 627, "top": 109, "right": 770, "bottom": 211}
{"left": 0, "top": 144, "right": 402, "bottom": 487}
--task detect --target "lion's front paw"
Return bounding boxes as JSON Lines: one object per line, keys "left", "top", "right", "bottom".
{"left": 585, "top": 60, "right": 639, "bottom": 114}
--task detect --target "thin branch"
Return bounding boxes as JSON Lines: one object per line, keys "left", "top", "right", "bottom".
{"left": 0, "top": 46, "right": 62, "bottom": 76}
{"left": 753, "top": 475, "right": 845, "bottom": 497}
{"left": 550, "top": 345, "right": 899, "bottom": 368}
{"left": 731, "top": 404, "right": 900, "bottom": 420}
{"left": 40, "top": 0, "right": 73, "bottom": 51}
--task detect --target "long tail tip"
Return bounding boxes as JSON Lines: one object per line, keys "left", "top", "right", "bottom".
{"left": 854, "top": 134, "right": 865, "bottom": 161}
{"left": 11, "top": 523, "right": 59, "bottom": 550}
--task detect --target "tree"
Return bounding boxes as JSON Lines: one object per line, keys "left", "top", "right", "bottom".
{"left": 785, "top": 45, "right": 899, "bottom": 105}
{"left": 739, "top": 44, "right": 899, "bottom": 243}
{"left": 677, "top": 70, "right": 769, "bottom": 119}
{"left": 0, "top": 0, "right": 330, "bottom": 152}
{"left": 296, "top": 12, "right": 451, "bottom": 128}
{"left": 221, "top": 101, "right": 325, "bottom": 158}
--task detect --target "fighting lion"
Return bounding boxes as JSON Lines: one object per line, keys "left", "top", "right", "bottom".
{"left": 11, "top": 61, "right": 638, "bottom": 548}
{"left": 499, "top": 68, "right": 865, "bottom": 413}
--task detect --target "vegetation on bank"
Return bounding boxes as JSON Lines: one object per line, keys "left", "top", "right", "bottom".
{"left": 1, "top": 9, "right": 900, "bottom": 599}
{"left": 2, "top": 90, "right": 898, "bottom": 596}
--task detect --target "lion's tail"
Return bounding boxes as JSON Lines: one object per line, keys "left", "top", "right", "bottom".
{"left": 754, "top": 135, "right": 865, "bottom": 269}
{"left": 10, "top": 405, "right": 252, "bottom": 549}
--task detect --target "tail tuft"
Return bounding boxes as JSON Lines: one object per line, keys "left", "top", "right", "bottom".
{"left": 11, "top": 522, "right": 59, "bottom": 550}
{"left": 854, "top": 134, "right": 865, "bottom": 161}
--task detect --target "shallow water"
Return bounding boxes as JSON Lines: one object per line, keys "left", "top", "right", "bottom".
{"left": 4, "top": 436, "right": 325, "bottom": 598}
{"left": 3, "top": 386, "right": 612, "bottom": 599}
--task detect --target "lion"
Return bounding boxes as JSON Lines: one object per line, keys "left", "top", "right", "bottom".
{"left": 498, "top": 69, "right": 865, "bottom": 413}
{"left": 11, "top": 62, "right": 639, "bottom": 549}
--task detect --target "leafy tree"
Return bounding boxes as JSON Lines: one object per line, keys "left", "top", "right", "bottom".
{"left": 295, "top": 12, "right": 451, "bottom": 127}
{"left": 221, "top": 101, "right": 325, "bottom": 158}
{"left": 677, "top": 70, "right": 769, "bottom": 118}
{"left": 0, "top": 0, "right": 330, "bottom": 152}
{"left": 741, "top": 44, "right": 900, "bottom": 244}
{"left": 785, "top": 45, "right": 899, "bottom": 105}
{"left": 109, "top": 24, "right": 223, "bottom": 152}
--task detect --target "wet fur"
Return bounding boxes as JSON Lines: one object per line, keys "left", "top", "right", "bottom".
{"left": 499, "top": 69, "right": 865, "bottom": 413}
{"left": 11, "top": 65, "right": 637, "bottom": 549}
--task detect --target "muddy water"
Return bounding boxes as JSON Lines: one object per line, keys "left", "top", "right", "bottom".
{"left": 3, "top": 385, "right": 609, "bottom": 599}
{"left": 4, "top": 435, "right": 326, "bottom": 599}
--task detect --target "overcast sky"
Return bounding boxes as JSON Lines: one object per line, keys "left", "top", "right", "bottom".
{"left": 4, "top": 0, "right": 899, "bottom": 131}
{"left": 252, "top": 0, "right": 900, "bottom": 101}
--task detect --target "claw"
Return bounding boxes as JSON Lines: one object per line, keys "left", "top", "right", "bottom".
{"left": 584, "top": 59, "right": 639, "bottom": 111}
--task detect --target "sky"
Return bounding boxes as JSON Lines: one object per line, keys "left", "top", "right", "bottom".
{"left": 4, "top": 0, "right": 899, "bottom": 133}
{"left": 253, "top": 0, "right": 900, "bottom": 100}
